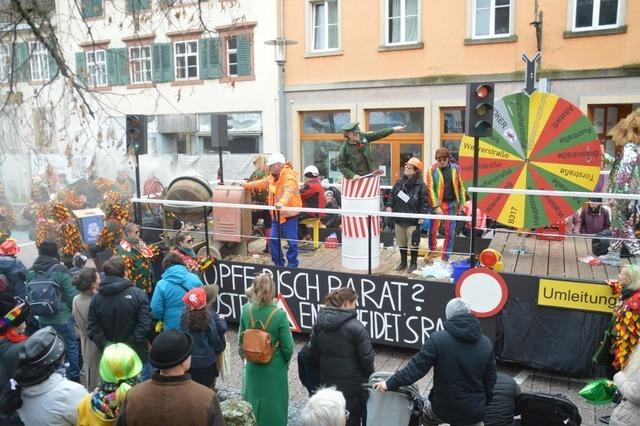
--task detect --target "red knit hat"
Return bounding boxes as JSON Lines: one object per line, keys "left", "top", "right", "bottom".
{"left": 182, "top": 287, "right": 207, "bottom": 310}
{"left": 0, "top": 238, "right": 19, "bottom": 256}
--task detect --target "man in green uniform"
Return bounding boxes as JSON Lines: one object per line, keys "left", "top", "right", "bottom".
{"left": 338, "top": 122, "right": 406, "bottom": 180}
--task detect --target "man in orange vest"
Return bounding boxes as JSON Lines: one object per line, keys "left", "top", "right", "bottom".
{"left": 243, "top": 153, "right": 303, "bottom": 267}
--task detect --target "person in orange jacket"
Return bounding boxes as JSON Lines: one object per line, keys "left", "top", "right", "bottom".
{"left": 243, "top": 153, "right": 303, "bottom": 268}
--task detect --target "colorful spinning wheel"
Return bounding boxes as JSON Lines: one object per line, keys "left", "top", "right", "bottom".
{"left": 458, "top": 91, "right": 601, "bottom": 229}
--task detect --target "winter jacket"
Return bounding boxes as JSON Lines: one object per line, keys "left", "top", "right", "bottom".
{"left": 611, "top": 349, "right": 640, "bottom": 426}
{"left": 580, "top": 206, "right": 611, "bottom": 235}
{"left": 243, "top": 165, "right": 302, "bottom": 223}
{"left": 180, "top": 311, "right": 227, "bottom": 369}
{"left": 309, "top": 307, "right": 375, "bottom": 398}
{"left": 483, "top": 372, "right": 520, "bottom": 426}
{"left": 151, "top": 264, "right": 202, "bottom": 330}
{"left": 27, "top": 255, "right": 77, "bottom": 325}
{"left": 386, "top": 313, "right": 497, "bottom": 425}
{"left": 0, "top": 255, "right": 28, "bottom": 300}
{"left": 426, "top": 162, "right": 466, "bottom": 209}
{"left": 337, "top": 128, "right": 395, "bottom": 178}
{"left": 76, "top": 392, "right": 115, "bottom": 426}
{"left": 17, "top": 373, "right": 87, "bottom": 426}
{"left": 386, "top": 174, "right": 429, "bottom": 225}
{"left": 322, "top": 200, "right": 341, "bottom": 229}
{"left": 87, "top": 275, "right": 152, "bottom": 362}
{"left": 0, "top": 337, "right": 23, "bottom": 390}
{"left": 300, "top": 178, "right": 326, "bottom": 218}
{"left": 116, "top": 373, "right": 225, "bottom": 426}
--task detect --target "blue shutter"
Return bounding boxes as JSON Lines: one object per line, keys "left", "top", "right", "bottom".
{"left": 199, "top": 38, "right": 222, "bottom": 79}
{"left": 14, "top": 43, "right": 30, "bottom": 82}
{"left": 107, "top": 48, "right": 129, "bottom": 85}
{"left": 237, "top": 34, "right": 251, "bottom": 76}
{"left": 152, "top": 43, "right": 173, "bottom": 83}
{"left": 75, "top": 51, "right": 86, "bottom": 85}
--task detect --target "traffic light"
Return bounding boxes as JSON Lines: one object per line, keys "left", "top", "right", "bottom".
{"left": 465, "top": 83, "right": 495, "bottom": 137}
{"left": 126, "top": 114, "right": 148, "bottom": 155}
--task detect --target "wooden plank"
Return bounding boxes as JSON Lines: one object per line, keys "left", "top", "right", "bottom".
{"left": 547, "top": 240, "right": 565, "bottom": 278}
{"left": 488, "top": 230, "right": 508, "bottom": 253}
{"left": 562, "top": 236, "right": 579, "bottom": 280}
{"left": 531, "top": 237, "right": 549, "bottom": 277}
{"left": 499, "top": 232, "right": 519, "bottom": 274}
{"left": 575, "top": 237, "right": 596, "bottom": 282}
{"left": 513, "top": 234, "right": 536, "bottom": 275}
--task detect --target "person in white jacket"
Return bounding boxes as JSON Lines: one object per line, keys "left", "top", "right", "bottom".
{"left": 4, "top": 326, "right": 87, "bottom": 426}
{"left": 611, "top": 345, "right": 640, "bottom": 426}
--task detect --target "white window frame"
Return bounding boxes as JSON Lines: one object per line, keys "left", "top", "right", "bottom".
{"left": 0, "top": 45, "right": 10, "bottom": 82}
{"left": 571, "top": 0, "right": 624, "bottom": 32}
{"left": 86, "top": 49, "right": 107, "bottom": 87}
{"left": 128, "top": 45, "right": 152, "bottom": 84}
{"left": 310, "top": 0, "right": 340, "bottom": 52}
{"left": 29, "top": 41, "right": 50, "bottom": 81}
{"left": 174, "top": 40, "right": 199, "bottom": 80}
{"left": 384, "top": 0, "right": 420, "bottom": 46}
{"left": 471, "top": 0, "right": 514, "bottom": 39}
{"left": 226, "top": 36, "right": 238, "bottom": 77}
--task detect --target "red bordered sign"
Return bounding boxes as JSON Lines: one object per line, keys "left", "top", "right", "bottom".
{"left": 454, "top": 268, "right": 509, "bottom": 318}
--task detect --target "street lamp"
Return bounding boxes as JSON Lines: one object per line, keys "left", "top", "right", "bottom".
{"left": 265, "top": 37, "right": 297, "bottom": 155}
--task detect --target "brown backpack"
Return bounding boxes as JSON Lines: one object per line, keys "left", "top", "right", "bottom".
{"left": 241, "top": 305, "right": 279, "bottom": 364}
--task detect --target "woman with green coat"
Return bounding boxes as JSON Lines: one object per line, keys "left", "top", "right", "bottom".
{"left": 239, "top": 273, "right": 294, "bottom": 426}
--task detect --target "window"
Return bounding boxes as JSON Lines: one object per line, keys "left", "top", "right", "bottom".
{"left": 81, "top": 0, "right": 103, "bottom": 18}
{"left": 440, "top": 108, "right": 466, "bottom": 163}
{"left": 226, "top": 36, "right": 238, "bottom": 77}
{"left": 129, "top": 46, "right": 152, "bottom": 83}
{"left": 126, "top": 0, "right": 150, "bottom": 13}
{"left": 174, "top": 41, "right": 198, "bottom": 80}
{"left": 86, "top": 50, "right": 107, "bottom": 86}
{"left": 0, "top": 45, "right": 9, "bottom": 82}
{"left": 311, "top": 0, "right": 339, "bottom": 51}
{"left": 573, "top": 0, "right": 620, "bottom": 30}
{"left": 385, "top": 0, "right": 418, "bottom": 45}
{"left": 300, "top": 111, "right": 351, "bottom": 183}
{"left": 473, "top": 0, "right": 511, "bottom": 38}
{"left": 29, "top": 42, "right": 50, "bottom": 81}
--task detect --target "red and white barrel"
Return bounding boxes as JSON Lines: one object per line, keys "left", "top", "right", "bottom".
{"left": 341, "top": 176, "right": 381, "bottom": 270}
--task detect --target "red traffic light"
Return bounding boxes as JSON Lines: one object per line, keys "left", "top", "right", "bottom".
{"left": 476, "top": 84, "right": 493, "bottom": 99}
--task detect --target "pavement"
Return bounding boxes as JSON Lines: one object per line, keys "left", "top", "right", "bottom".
{"left": 13, "top": 231, "right": 615, "bottom": 426}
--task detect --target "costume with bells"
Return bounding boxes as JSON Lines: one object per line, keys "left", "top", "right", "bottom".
{"left": 607, "top": 266, "right": 640, "bottom": 371}
{"left": 599, "top": 109, "right": 640, "bottom": 266}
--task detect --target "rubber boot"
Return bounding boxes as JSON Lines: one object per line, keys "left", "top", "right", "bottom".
{"left": 407, "top": 249, "right": 418, "bottom": 273}
{"left": 395, "top": 247, "right": 407, "bottom": 271}
{"left": 263, "top": 228, "right": 271, "bottom": 254}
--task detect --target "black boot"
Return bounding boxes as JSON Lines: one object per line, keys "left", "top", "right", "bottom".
{"left": 395, "top": 247, "right": 407, "bottom": 271}
{"left": 407, "top": 249, "right": 418, "bottom": 273}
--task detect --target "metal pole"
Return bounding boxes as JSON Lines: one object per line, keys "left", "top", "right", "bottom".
{"left": 203, "top": 206, "right": 210, "bottom": 257}
{"left": 218, "top": 147, "right": 224, "bottom": 185}
{"left": 277, "top": 211, "right": 283, "bottom": 266}
{"left": 134, "top": 153, "right": 142, "bottom": 226}
{"left": 278, "top": 64, "right": 286, "bottom": 155}
{"left": 367, "top": 215, "right": 372, "bottom": 275}
{"left": 470, "top": 136, "right": 480, "bottom": 267}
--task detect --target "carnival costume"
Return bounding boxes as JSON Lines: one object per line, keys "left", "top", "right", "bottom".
{"left": 97, "top": 191, "right": 133, "bottom": 251}
{"left": 609, "top": 268, "right": 640, "bottom": 370}
{"left": 600, "top": 110, "right": 640, "bottom": 265}
{"left": 117, "top": 237, "right": 156, "bottom": 294}
{"left": 173, "top": 245, "right": 199, "bottom": 272}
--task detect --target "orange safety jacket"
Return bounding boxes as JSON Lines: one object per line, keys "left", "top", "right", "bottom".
{"left": 244, "top": 165, "right": 302, "bottom": 223}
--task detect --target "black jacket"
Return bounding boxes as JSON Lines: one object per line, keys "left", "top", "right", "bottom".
{"left": 309, "top": 307, "right": 374, "bottom": 398}
{"left": 387, "top": 313, "right": 497, "bottom": 425}
{"left": 483, "top": 373, "right": 520, "bottom": 426}
{"left": 386, "top": 175, "right": 428, "bottom": 225}
{"left": 88, "top": 275, "right": 152, "bottom": 361}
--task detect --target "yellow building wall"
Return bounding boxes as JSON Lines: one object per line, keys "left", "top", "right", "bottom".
{"left": 284, "top": 0, "right": 640, "bottom": 86}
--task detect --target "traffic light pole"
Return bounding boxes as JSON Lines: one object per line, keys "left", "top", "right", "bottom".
{"left": 469, "top": 135, "right": 480, "bottom": 267}
{"left": 134, "top": 153, "right": 142, "bottom": 226}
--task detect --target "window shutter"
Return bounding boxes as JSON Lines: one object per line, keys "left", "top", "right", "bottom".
{"left": 107, "top": 48, "right": 129, "bottom": 85}
{"left": 75, "top": 51, "right": 86, "bottom": 84}
{"left": 48, "top": 49, "right": 59, "bottom": 78}
{"left": 81, "top": 0, "right": 103, "bottom": 18}
{"left": 199, "top": 38, "right": 221, "bottom": 79}
{"left": 237, "top": 33, "right": 251, "bottom": 76}
{"left": 127, "top": 0, "right": 150, "bottom": 12}
{"left": 152, "top": 43, "right": 173, "bottom": 83}
{"left": 14, "top": 43, "right": 30, "bottom": 82}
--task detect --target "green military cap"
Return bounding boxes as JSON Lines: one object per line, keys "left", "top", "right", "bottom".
{"left": 341, "top": 122, "right": 360, "bottom": 132}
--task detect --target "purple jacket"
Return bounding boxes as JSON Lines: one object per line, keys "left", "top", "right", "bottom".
{"left": 580, "top": 207, "right": 611, "bottom": 235}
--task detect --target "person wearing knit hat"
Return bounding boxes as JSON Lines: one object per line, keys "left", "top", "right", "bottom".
{"left": 373, "top": 297, "right": 496, "bottom": 426}
{"left": 0, "top": 238, "right": 28, "bottom": 300}
{"left": 0, "top": 294, "right": 29, "bottom": 396}
{"left": 76, "top": 343, "right": 142, "bottom": 425}
{"left": 117, "top": 329, "right": 226, "bottom": 425}
{"left": 5, "top": 326, "right": 87, "bottom": 425}
{"left": 180, "top": 287, "right": 227, "bottom": 388}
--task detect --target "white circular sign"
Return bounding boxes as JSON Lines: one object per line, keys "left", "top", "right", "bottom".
{"left": 454, "top": 268, "right": 508, "bottom": 318}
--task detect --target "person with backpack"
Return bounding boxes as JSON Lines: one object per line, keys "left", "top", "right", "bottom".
{"left": 308, "top": 288, "right": 374, "bottom": 426}
{"left": 180, "top": 287, "right": 227, "bottom": 388}
{"left": 239, "top": 272, "right": 294, "bottom": 426}
{"left": 26, "top": 239, "right": 80, "bottom": 382}
{"left": 151, "top": 253, "right": 202, "bottom": 331}
{"left": 0, "top": 238, "right": 28, "bottom": 300}
{"left": 88, "top": 256, "right": 152, "bottom": 380}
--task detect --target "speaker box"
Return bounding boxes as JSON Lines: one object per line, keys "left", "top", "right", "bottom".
{"left": 210, "top": 114, "right": 228, "bottom": 148}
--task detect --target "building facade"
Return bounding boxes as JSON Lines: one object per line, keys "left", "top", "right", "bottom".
{"left": 282, "top": 0, "right": 640, "bottom": 186}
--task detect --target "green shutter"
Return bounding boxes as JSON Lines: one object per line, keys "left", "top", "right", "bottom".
{"left": 152, "top": 43, "right": 173, "bottom": 83}
{"left": 107, "top": 48, "right": 129, "bottom": 85}
{"left": 81, "top": 0, "right": 103, "bottom": 18}
{"left": 14, "top": 43, "right": 30, "bottom": 82}
{"left": 48, "top": 49, "right": 59, "bottom": 78}
{"left": 127, "top": 0, "right": 150, "bottom": 12}
{"left": 199, "top": 38, "right": 221, "bottom": 79}
{"left": 237, "top": 34, "right": 251, "bottom": 76}
{"left": 75, "top": 51, "right": 86, "bottom": 85}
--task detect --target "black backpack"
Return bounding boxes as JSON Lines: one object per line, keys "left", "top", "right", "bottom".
{"left": 517, "top": 392, "right": 581, "bottom": 426}
{"left": 26, "top": 264, "right": 62, "bottom": 316}
{"left": 592, "top": 230, "right": 631, "bottom": 257}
